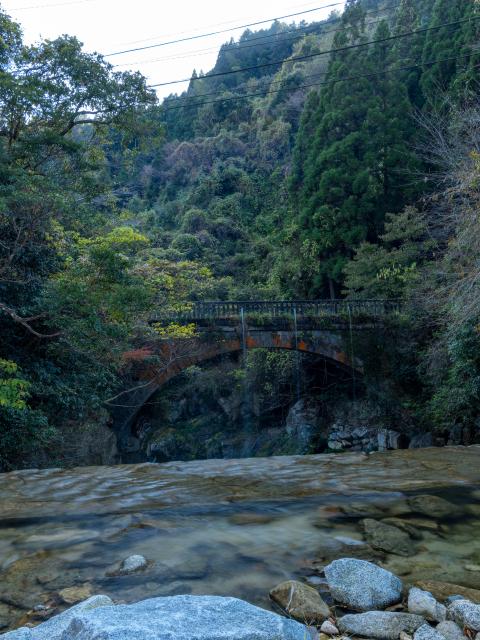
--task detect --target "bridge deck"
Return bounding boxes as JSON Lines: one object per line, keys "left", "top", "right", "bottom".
{"left": 152, "top": 299, "right": 402, "bottom": 322}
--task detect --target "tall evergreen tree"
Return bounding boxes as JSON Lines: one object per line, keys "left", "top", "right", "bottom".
{"left": 290, "top": 1, "right": 420, "bottom": 297}
{"left": 420, "top": 0, "right": 480, "bottom": 102}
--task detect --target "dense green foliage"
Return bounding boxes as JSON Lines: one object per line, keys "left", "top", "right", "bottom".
{"left": 1, "top": 0, "right": 480, "bottom": 469}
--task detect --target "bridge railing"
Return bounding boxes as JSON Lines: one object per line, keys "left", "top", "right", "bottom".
{"left": 152, "top": 299, "right": 402, "bottom": 322}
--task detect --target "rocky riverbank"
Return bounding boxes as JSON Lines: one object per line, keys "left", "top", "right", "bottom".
{"left": 3, "top": 557, "right": 480, "bottom": 640}
{"left": 1, "top": 448, "right": 479, "bottom": 633}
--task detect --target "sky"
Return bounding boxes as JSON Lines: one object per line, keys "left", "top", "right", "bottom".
{"left": 2, "top": 0, "right": 346, "bottom": 100}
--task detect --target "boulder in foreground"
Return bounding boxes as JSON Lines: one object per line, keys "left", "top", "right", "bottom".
{"left": 1, "top": 595, "right": 309, "bottom": 640}
{"left": 324, "top": 558, "right": 403, "bottom": 611}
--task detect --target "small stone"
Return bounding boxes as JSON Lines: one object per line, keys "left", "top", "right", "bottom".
{"left": 414, "top": 623, "right": 446, "bottom": 640}
{"left": 447, "top": 599, "right": 480, "bottom": 631}
{"left": 270, "top": 580, "right": 330, "bottom": 624}
{"left": 436, "top": 620, "right": 466, "bottom": 640}
{"left": 400, "top": 633, "right": 413, "bottom": 640}
{"left": 465, "top": 565, "right": 480, "bottom": 572}
{"left": 320, "top": 621, "right": 339, "bottom": 635}
{"left": 324, "top": 558, "right": 403, "bottom": 611}
{"left": 408, "top": 588, "right": 446, "bottom": 622}
{"left": 361, "top": 519, "right": 413, "bottom": 556}
{"left": 33, "top": 605, "right": 48, "bottom": 612}
{"left": 111, "top": 554, "right": 148, "bottom": 576}
{"left": 59, "top": 584, "right": 93, "bottom": 605}
{"left": 337, "top": 611, "right": 425, "bottom": 640}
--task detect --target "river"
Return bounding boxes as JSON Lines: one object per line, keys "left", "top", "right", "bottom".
{"left": 1, "top": 446, "right": 479, "bottom": 632}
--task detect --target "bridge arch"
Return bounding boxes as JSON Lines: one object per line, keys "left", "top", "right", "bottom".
{"left": 111, "top": 326, "right": 362, "bottom": 447}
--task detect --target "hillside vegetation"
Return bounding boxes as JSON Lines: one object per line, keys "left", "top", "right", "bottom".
{"left": 0, "top": 0, "right": 479, "bottom": 469}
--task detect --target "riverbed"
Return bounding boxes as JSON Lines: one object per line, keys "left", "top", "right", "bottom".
{"left": 1, "top": 446, "right": 479, "bottom": 632}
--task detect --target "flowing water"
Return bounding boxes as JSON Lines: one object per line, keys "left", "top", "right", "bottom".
{"left": 1, "top": 447, "right": 480, "bottom": 632}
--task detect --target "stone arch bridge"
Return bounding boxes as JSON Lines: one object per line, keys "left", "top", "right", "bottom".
{"left": 111, "top": 299, "right": 401, "bottom": 445}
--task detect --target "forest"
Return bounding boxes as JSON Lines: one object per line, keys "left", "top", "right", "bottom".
{"left": 1, "top": 0, "right": 480, "bottom": 470}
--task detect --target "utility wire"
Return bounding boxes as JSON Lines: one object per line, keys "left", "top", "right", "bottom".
{"left": 104, "top": 2, "right": 344, "bottom": 57}
{"left": 115, "top": 0, "right": 335, "bottom": 47}
{"left": 159, "top": 51, "right": 474, "bottom": 112}
{"left": 113, "top": 1, "right": 401, "bottom": 69}
{"left": 150, "top": 14, "right": 480, "bottom": 87}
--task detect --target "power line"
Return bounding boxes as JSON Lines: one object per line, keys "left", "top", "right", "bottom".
{"left": 115, "top": 0, "right": 333, "bottom": 47}
{"left": 163, "top": 40, "right": 426, "bottom": 103}
{"left": 159, "top": 51, "right": 473, "bottom": 113}
{"left": 113, "top": 1, "right": 401, "bottom": 69}
{"left": 104, "top": 2, "right": 344, "bottom": 58}
{"left": 149, "top": 14, "right": 480, "bottom": 88}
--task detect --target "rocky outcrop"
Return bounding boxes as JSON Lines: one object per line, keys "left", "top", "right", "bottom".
{"left": 328, "top": 426, "right": 405, "bottom": 452}
{"left": 2, "top": 596, "right": 309, "bottom": 640}
{"left": 325, "top": 398, "right": 410, "bottom": 453}
{"left": 324, "top": 558, "right": 403, "bottom": 611}
{"left": 285, "top": 398, "right": 324, "bottom": 453}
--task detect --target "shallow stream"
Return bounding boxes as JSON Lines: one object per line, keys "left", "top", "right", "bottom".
{"left": 1, "top": 446, "right": 479, "bottom": 632}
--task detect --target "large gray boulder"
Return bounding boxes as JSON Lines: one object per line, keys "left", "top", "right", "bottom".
{"left": 1, "top": 595, "right": 309, "bottom": 640}
{"left": 337, "top": 611, "right": 425, "bottom": 639}
{"left": 324, "top": 558, "right": 403, "bottom": 611}
{"left": 447, "top": 599, "right": 480, "bottom": 631}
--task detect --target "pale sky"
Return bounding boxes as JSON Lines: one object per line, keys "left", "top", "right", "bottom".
{"left": 2, "top": 0, "right": 346, "bottom": 99}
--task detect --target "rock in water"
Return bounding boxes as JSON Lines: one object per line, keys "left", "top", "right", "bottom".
{"left": 1, "top": 595, "right": 309, "bottom": 640}
{"left": 1, "top": 596, "right": 113, "bottom": 639}
{"left": 361, "top": 519, "right": 413, "bottom": 556}
{"left": 407, "top": 496, "right": 462, "bottom": 519}
{"left": 118, "top": 554, "right": 147, "bottom": 575}
{"left": 59, "top": 584, "right": 94, "bottom": 605}
{"left": 337, "top": 612, "right": 425, "bottom": 639}
{"left": 270, "top": 580, "right": 330, "bottom": 624}
{"left": 408, "top": 588, "right": 446, "bottom": 622}
{"left": 324, "top": 558, "right": 403, "bottom": 611}
{"left": 414, "top": 624, "right": 446, "bottom": 640}
{"left": 447, "top": 599, "right": 480, "bottom": 631}
{"left": 435, "top": 621, "right": 465, "bottom": 640}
